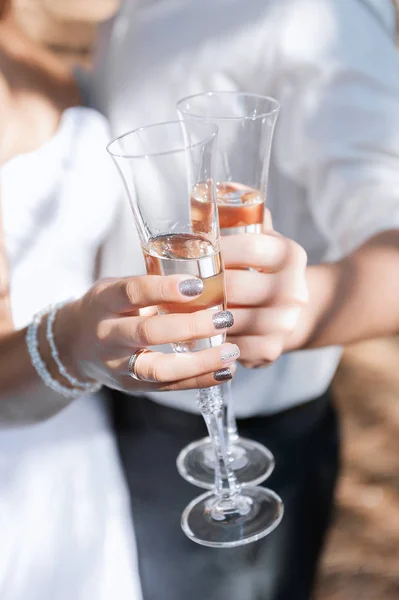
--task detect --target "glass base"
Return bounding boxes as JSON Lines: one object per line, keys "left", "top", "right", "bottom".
{"left": 181, "top": 487, "right": 284, "bottom": 548}
{"left": 176, "top": 436, "right": 275, "bottom": 489}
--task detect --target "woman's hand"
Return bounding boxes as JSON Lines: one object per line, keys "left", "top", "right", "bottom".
{"left": 56, "top": 274, "right": 238, "bottom": 392}
{"left": 222, "top": 226, "right": 308, "bottom": 368}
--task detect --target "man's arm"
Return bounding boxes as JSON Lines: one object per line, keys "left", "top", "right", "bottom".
{"left": 224, "top": 229, "right": 399, "bottom": 366}
{"left": 289, "top": 229, "right": 399, "bottom": 350}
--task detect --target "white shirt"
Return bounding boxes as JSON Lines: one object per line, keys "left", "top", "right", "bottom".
{"left": 0, "top": 107, "right": 141, "bottom": 600}
{"left": 93, "top": 0, "right": 399, "bottom": 417}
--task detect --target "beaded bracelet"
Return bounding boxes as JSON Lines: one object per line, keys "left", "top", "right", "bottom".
{"left": 26, "top": 306, "right": 101, "bottom": 399}
{"left": 46, "top": 300, "right": 100, "bottom": 391}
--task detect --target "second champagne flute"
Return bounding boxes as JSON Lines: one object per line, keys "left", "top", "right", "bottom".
{"left": 107, "top": 120, "right": 283, "bottom": 547}
{"left": 176, "top": 91, "right": 280, "bottom": 489}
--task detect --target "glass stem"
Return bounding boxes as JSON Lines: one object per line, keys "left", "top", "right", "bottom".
{"left": 197, "top": 386, "right": 240, "bottom": 499}
{"left": 224, "top": 380, "right": 239, "bottom": 445}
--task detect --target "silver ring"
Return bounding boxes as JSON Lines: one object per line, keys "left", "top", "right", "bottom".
{"left": 128, "top": 348, "right": 151, "bottom": 381}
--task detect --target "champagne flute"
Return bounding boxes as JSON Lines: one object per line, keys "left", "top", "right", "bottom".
{"left": 107, "top": 120, "right": 283, "bottom": 547}
{"left": 176, "top": 91, "right": 280, "bottom": 489}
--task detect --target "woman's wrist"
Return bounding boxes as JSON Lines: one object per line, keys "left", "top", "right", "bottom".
{"left": 50, "top": 299, "right": 96, "bottom": 385}
{"left": 46, "top": 301, "right": 99, "bottom": 390}
{"left": 27, "top": 308, "right": 83, "bottom": 398}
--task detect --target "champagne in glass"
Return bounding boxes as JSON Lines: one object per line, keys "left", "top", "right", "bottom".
{"left": 176, "top": 91, "right": 280, "bottom": 490}
{"left": 193, "top": 181, "right": 264, "bottom": 235}
{"left": 107, "top": 120, "right": 283, "bottom": 547}
{"left": 143, "top": 232, "right": 225, "bottom": 351}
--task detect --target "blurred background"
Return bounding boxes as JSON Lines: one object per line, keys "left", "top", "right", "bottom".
{"left": 12, "top": 1, "right": 399, "bottom": 598}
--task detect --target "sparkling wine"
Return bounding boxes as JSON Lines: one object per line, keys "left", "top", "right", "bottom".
{"left": 192, "top": 181, "right": 264, "bottom": 236}
{"left": 143, "top": 233, "right": 226, "bottom": 352}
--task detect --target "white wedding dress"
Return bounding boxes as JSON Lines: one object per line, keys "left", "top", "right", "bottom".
{"left": 0, "top": 107, "right": 142, "bottom": 600}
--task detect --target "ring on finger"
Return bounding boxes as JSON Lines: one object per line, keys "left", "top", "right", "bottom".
{"left": 128, "top": 348, "right": 152, "bottom": 381}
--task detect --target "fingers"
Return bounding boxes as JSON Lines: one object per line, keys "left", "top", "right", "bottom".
{"left": 228, "top": 307, "right": 302, "bottom": 336}
{"left": 101, "top": 309, "right": 234, "bottom": 347}
{"left": 94, "top": 275, "right": 205, "bottom": 315}
{"left": 227, "top": 335, "right": 284, "bottom": 366}
{"left": 220, "top": 232, "right": 307, "bottom": 369}
{"left": 104, "top": 343, "right": 239, "bottom": 392}
{"left": 123, "top": 342, "right": 240, "bottom": 383}
{"left": 225, "top": 269, "right": 308, "bottom": 307}
{"left": 226, "top": 305, "right": 303, "bottom": 367}
{"left": 162, "top": 362, "right": 237, "bottom": 391}
{"left": 221, "top": 233, "right": 307, "bottom": 273}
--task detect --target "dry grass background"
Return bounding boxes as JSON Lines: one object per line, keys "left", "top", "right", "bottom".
{"left": 12, "top": 2, "right": 399, "bottom": 598}
{"left": 316, "top": 339, "right": 399, "bottom": 599}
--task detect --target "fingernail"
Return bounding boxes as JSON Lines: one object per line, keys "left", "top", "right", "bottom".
{"left": 220, "top": 345, "right": 240, "bottom": 363}
{"left": 179, "top": 278, "right": 204, "bottom": 297}
{"left": 213, "top": 310, "right": 234, "bottom": 329}
{"left": 214, "top": 368, "right": 233, "bottom": 382}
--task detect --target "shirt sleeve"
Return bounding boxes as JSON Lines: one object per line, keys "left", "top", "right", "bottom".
{"left": 274, "top": 0, "right": 399, "bottom": 260}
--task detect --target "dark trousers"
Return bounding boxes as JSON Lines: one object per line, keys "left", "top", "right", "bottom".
{"left": 112, "top": 390, "right": 340, "bottom": 600}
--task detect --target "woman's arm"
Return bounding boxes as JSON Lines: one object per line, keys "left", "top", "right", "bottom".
{"left": 0, "top": 327, "right": 74, "bottom": 424}
{"left": 0, "top": 192, "right": 13, "bottom": 335}
{"left": 0, "top": 275, "right": 239, "bottom": 425}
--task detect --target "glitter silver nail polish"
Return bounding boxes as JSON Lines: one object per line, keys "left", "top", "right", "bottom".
{"left": 220, "top": 347, "right": 240, "bottom": 362}
{"left": 179, "top": 278, "right": 204, "bottom": 297}
{"left": 212, "top": 310, "right": 234, "bottom": 329}
{"left": 214, "top": 368, "right": 233, "bottom": 382}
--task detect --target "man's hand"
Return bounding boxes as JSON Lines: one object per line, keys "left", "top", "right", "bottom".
{"left": 222, "top": 227, "right": 308, "bottom": 368}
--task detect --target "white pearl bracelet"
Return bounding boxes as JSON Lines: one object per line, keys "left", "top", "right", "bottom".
{"left": 26, "top": 305, "right": 101, "bottom": 399}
